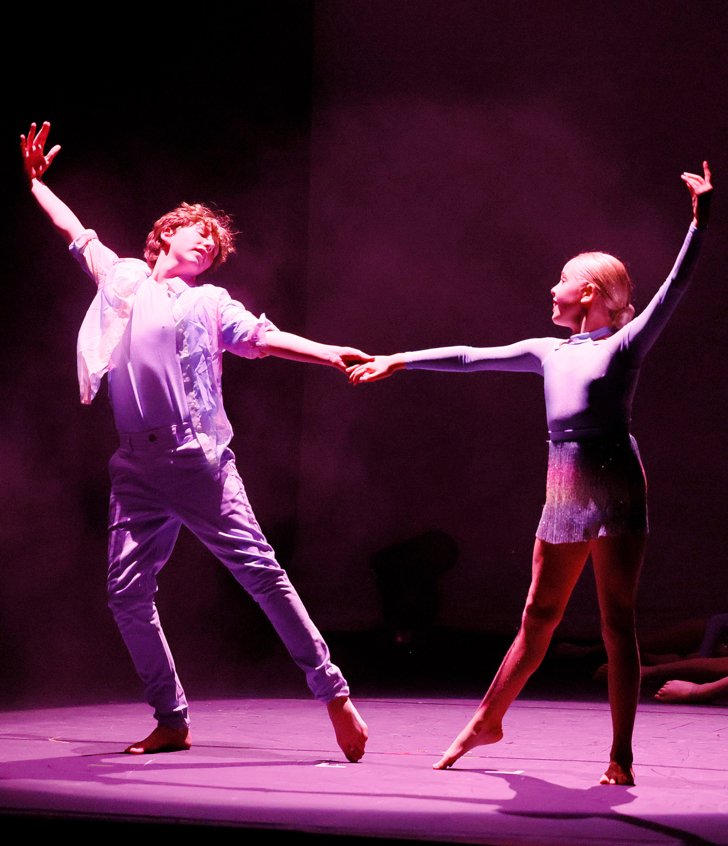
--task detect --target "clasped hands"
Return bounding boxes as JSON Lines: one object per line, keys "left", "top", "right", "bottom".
{"left": 344, "top": 353, "right": 404, "bottom": 384}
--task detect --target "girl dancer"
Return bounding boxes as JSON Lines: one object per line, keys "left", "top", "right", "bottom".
{"left": 349, "top": 163, "right": 712, "bottom": 784}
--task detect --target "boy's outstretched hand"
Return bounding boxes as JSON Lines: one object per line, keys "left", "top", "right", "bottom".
{"left": 20, "top": 121, "right": 61, "bottom": 182}
{"left": 332, "top": 347, "right": 373, "bottom": 372}
{"left": 335, "top": 347, "right": 374, "bottom": 373}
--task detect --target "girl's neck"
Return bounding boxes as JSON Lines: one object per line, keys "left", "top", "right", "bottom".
{"left": 576, "top": 302, "right": 612, "bottom": 335}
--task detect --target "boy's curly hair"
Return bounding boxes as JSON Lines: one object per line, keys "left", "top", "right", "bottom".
{"left": 144, "top": 202, "right": 236, "bottom": 272}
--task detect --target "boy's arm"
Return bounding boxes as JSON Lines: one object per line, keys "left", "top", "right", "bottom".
{"left": 21, "top": 121, "right": 86, "bottom": 244}
{"left": 259, "top": 329, "right": 372, "bottom": 371}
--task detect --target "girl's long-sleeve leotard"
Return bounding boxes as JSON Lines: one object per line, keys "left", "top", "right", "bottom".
{"left": 405, "top": 225, "right": 703, "bottom": 441}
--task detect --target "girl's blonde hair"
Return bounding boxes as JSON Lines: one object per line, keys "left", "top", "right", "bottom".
{"left": 570, "top": 251, "right": 635, "bottom": 329}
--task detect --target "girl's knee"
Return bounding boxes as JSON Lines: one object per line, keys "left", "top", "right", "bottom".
{"left": 522, "top": 599, "right": 564, "bottom": 632}
{"left": 600, "top": 609, "right": 637, "bottom": 646}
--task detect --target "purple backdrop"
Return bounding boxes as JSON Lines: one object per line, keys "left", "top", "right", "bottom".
{"left": 293, "top": 1, "right": 728, "bottom": 640}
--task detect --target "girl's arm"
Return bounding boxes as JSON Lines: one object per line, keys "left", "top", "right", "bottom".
{"left": 348, "top": 338, "right": 553, "bottom": 384}
{"left": 615, "top": 162, "right": 712, "bottom": 362}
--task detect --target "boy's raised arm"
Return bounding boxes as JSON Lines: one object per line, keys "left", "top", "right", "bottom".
{"left": 21, "top": 121, "right": 86, "bottom": 245}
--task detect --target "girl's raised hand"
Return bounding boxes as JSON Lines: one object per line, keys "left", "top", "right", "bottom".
{"left": 681, "top": 161, "right": 712, "bottom": 228}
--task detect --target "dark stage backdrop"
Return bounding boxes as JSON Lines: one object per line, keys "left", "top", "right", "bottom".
{"left": 3, "top": 4, "right": 318, "bottom": 705}
{"left": 295, "top": 1, "right": 728, "bottom": 638}
{"left": 2, "top": 1, "right": 727, "bottom": 706}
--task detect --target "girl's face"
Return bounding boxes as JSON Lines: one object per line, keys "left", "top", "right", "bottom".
{"left": 551, "top": 259, "right": 587, "bottom": 330}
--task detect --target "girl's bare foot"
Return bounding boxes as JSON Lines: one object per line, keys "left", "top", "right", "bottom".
{"left": 655, "top": 679, "right": 707, "bottom": 703}
{"left": 599, "top": 760, "right": 635, "bottom": 785}
{"left": 124, "top": 725, "right": 191, "bottom": 754}
{"left": 327, "top": 696, "right": 368, "bottom": 762}
{"left": 433, "top": 718, "right": 503, "bottom": 770}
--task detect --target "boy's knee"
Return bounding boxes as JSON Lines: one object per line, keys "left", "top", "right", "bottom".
{"left": 107, "top": 579, "right": 154, "bottom": 618}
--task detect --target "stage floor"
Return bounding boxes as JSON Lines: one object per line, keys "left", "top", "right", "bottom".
{"left": 1, "top": 696, "right": 726, "bottom": 845}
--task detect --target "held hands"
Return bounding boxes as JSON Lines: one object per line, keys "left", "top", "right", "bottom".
{"left": 348, "top": 354, "right": 407, "bottom": 384}
{"left": 20, "top": 121, "right": 61, "bottom": 183}
{"left": 330, "top": 347, "right": 374, "bottom": 372}
{"left": 681, "top": 161, "right": 712, "bottom": 229}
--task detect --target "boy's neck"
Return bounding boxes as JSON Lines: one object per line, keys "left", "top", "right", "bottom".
{"left": 151, "top": 255, "right": 199, "bottom": 286}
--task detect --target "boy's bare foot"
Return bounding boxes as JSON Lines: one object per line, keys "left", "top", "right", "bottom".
{"left": 655, "top": 679, "right": 706, "bottom": 703}
{"left": 599, "top": 760, "right": 635, "bottom": 785}
{"left": 326, "top": 696, "right": 368, "bottom": 762}
{"left": 433, "top": 716, "right": 503, "bottom": 770}
{"left": 124, "top": 725, "right": 191, "bottom": 754}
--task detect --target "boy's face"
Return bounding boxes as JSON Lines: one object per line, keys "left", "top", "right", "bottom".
{"left": 162, "top": 223, "right": 219, "bottom": 277}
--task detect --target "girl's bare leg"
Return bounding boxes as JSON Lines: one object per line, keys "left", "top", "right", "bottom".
{"left": 434, "top": 539, "right": 590, "bottom": 769}
{"left": 591, "top": 533, "right": 646, "bottom": 786}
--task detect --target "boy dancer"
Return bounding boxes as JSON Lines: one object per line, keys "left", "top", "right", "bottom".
{"left": 20, "top": 121, "right": 369, "bottom": 761}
